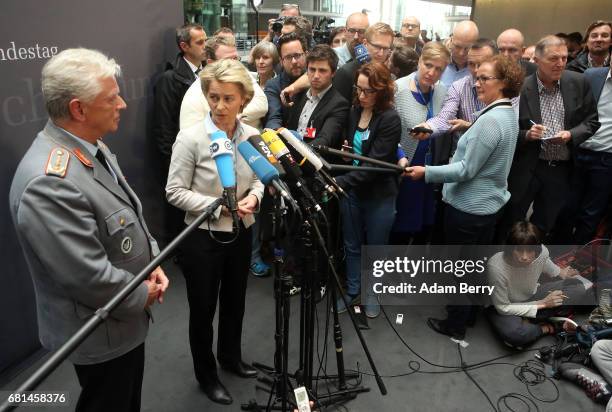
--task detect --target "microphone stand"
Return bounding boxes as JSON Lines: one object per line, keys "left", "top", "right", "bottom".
{"left": 0, "top": 198, "right": 225, "bottom": 412}
{"left": 248, "top": 191, "right": 298, "bottom": 412}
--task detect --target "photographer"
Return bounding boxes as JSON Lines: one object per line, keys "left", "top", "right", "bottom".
{"left": 262, "top": 4, "right": 301, "bottom": 45}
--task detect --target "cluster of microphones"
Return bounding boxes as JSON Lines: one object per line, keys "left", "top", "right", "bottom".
{"left": 208, "top": 127, "right": 346, "bottom": 232}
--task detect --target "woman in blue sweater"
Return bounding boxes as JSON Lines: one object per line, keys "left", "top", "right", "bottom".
{"left": 405, "top": 55, "right": 524, "bottom": 339}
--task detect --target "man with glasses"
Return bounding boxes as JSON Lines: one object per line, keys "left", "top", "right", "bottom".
{"left": 333, "top": 22, "right": 395, "bottom": 103}
{"left": 335, "top": 12, "right": 370, "bottom": 68}
{"left": 440, "top": 20, "right": 479, "bottom": 87}
{"left": 395, "top": 16, "right": 422, "bottom": 54}
{"left": 264, "top": 32, "right": 308, "bottom": 129}
{"left": 497, "top": 28, "right": 537, "bottom": 76}
{"left": 501, "top": 35, "right": 599, "bottom": 240}
{"left": 179, "top": 35, "right": 268, "bottom": 130}
{"left": 567, "top": 21, "right": 611, "bottom": 73}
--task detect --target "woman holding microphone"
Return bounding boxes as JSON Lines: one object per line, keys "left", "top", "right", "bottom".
{"left": 166, "top": 59, "right": 264, "bottom": 405}
{"left": 405, "top": 55, "right": 523, "bottom": 339}
{"left": 334, "top": 62, "right": 401, "bottom": 319}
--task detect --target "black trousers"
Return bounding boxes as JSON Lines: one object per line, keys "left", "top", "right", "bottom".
{"left": 443, "top": 204, "right": 499, "bottom": 334}
{"left": 178, "top": 225, "right": 252, "bottom": 384}
{"left": 73, "top": 343, "right": 145, "bottom": 412}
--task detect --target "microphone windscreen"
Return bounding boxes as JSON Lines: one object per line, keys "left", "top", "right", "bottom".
{"left": 354, "top": 44, "right": 371, "bottom": 64}
{"left": 247, "top": 135, "right": 286, "bottom": 176}
{"left": 237, "top": 141, "right": 279, "bottom": 185}
{"left": 277, "top": 128, "right": 325, "bottom": 171}
{"left": 209, "top": 130, "right": 236, "bottom": 188}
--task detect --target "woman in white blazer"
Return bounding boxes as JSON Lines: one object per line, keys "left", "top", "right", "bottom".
{"left": 166, "top": 59, "right": 264, "bottom": 405}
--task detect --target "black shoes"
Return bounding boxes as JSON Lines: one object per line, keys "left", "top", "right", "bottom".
{"left": 219, "top": 360, "right": 259, "bottom": 378}
{"left": 200, "top": 376, "right": 232, "bottom": 405}
{"left": 427, "top": 317, "right": 466, "bottom": 340}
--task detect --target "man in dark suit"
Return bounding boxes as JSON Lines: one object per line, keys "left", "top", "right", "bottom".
{"left": 497, "top": 28, "right": 537, "bottom": 76}
{"left": 558, "top": 66, "right": 612, "bottom": 244}
{"left": 502, "top": 35, "right": 599, "bottom": 239}
{"left": 284, "top": 44, "right": 349, "bottom": 148}
{"left": 152, "top": 23, "right": 206, "bottom": 243}
{"left": 9, "top": 48, "right": 168, "bottom": 412}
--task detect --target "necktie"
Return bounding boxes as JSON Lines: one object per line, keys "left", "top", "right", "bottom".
{"left": 95, "top": 149, "right": 111, "bottom": 174}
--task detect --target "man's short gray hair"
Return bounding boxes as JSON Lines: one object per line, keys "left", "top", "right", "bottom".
{"left": 42, "top": 48, "right": 121, "bottom": 120}
{"left": 535, "top": 35, "right": 566, "bottom": 57}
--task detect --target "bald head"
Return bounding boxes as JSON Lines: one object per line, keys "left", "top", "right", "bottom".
{"left": 497, "top": 28, "right": 526, "bottom": 62}
{"left": 401, "top": 16, "right": 421, "bottom": 39}
{"left": 450, "top": 20, "right": 479, "bottom": 67}
{"left": 344, "top": 12, "right": 369, "bottom": 44}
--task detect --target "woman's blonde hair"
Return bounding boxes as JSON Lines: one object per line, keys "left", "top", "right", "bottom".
{"left": 419, "top": 41, "right": 451, "bottom": 65}
{"left": 200, "top": 59, "right": 254, "bottom": 107}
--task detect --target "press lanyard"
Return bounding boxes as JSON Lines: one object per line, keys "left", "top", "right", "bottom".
{"left": 414, "top": 75, "right": 434, "bottom": 165}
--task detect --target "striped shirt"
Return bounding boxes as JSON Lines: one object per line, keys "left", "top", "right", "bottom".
{"left": 429, "top": 75, "right": 519, "bottom": 136}
{"left": 424, "top": 99, "right": 518, "bottom": 215}
{"left": 537, "top": 76, "right": 570, "bottom": 161}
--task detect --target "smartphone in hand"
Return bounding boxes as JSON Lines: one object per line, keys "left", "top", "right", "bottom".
{"left": 410, "top": 126, "right": 433, "bottom": 134}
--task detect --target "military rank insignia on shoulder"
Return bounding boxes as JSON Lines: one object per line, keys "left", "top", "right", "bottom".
{"left": 45, "top": 147, "right": 70, "bottom": 178}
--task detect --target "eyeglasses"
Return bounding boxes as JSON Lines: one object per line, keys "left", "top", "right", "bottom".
{"left": 347, "top": 28, "right": 366, "bottom": 35}
{"left": 353, "top": 85, "right": 377, "bottom": 96}
{"left": 368, "top": 41, "right": 393, "bottom": 55}
{"left": 475, "top": 75, "right": 499, "bottom": 84}
{"left": 451, "top": 39, "right": 472, "bottom": 53}
{"left": 282, "top": 52, "right": 305, "bottom": 62}
{"left": 402, "top": 24, "right": 419, "bottom": 29}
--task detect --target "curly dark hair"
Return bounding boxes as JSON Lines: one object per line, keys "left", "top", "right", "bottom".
{"left": 277, "top": 32, "right": 307, "bottom": 58}
{"left": 353, "top": 62, "right": 395, "bottom": 112}
{"left": 482, "top": 54, "right": 524, "bottom": 98}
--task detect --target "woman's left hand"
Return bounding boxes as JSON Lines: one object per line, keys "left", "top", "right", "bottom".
{"left": 404, "top": 166, "right": 425, "bottom": 180}
{"left": 237, "top": 194, "right": 258, "bottom": 218}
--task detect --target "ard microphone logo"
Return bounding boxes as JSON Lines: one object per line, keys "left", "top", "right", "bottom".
{"left": 209, "top": 142, "right": 219, "bottom": 156}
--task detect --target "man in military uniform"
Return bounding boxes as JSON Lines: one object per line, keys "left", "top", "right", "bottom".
{"left": 9, "top": 48, "right": 168, "bottom": 412}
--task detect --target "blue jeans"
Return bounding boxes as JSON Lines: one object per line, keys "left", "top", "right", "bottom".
{"left": 340, "top": 190, "right": 396, "bottom": 296}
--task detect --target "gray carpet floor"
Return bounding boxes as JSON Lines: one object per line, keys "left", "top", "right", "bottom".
{"left": 3, "top": 261, "right": 605, "bottom": 411}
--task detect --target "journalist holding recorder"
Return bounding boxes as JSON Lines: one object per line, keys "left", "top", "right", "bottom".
{"left": 405, "top": 55, "right": 523, "bottom": 339}
{"left": 166, "top": 59, "right": 264, "bottom": 405}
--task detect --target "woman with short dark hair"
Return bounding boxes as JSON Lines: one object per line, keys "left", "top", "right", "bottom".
{"left": 333, "top": 62, "right": 401, "bottom": 318}
{"left": 486, "top": 221, "right": 581, "bottom": 349}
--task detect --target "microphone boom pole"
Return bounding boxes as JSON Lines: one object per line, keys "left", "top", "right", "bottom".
{"left": 314, "top": 146, "right": 405, "bottom": 172}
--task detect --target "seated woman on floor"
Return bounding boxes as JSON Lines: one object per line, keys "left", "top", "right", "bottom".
{"left": 486, "top": 221, "right": 585, "bottom": 349}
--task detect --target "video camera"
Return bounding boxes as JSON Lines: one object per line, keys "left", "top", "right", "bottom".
{"left": 271, "top": 16, "right": 287, "bottom": 33}
{"left": 313, "top": 17, "right": 335, "bottom": 45}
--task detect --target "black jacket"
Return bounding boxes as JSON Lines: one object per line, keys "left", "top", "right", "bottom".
{"left": 567, "top": 49, "right": 611, "bottom": 74}
{"left": 285, "top": 86, "right": 350, "bottom": 148}
{"left": 335, "top": 107, "right": 402, "bottom": 199}
{"left": 332, "top": 59, "right": 359, "bottom": 103}
{"left": 152, "top": 55, "right": 197, "bottom": 161}
{"left": 508, "top": 70, "right": 600, "bottom": 201}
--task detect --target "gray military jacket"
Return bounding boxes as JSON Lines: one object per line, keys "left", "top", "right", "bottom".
{"left": 9, "top": 120, "right": 160, "bottom": 365}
